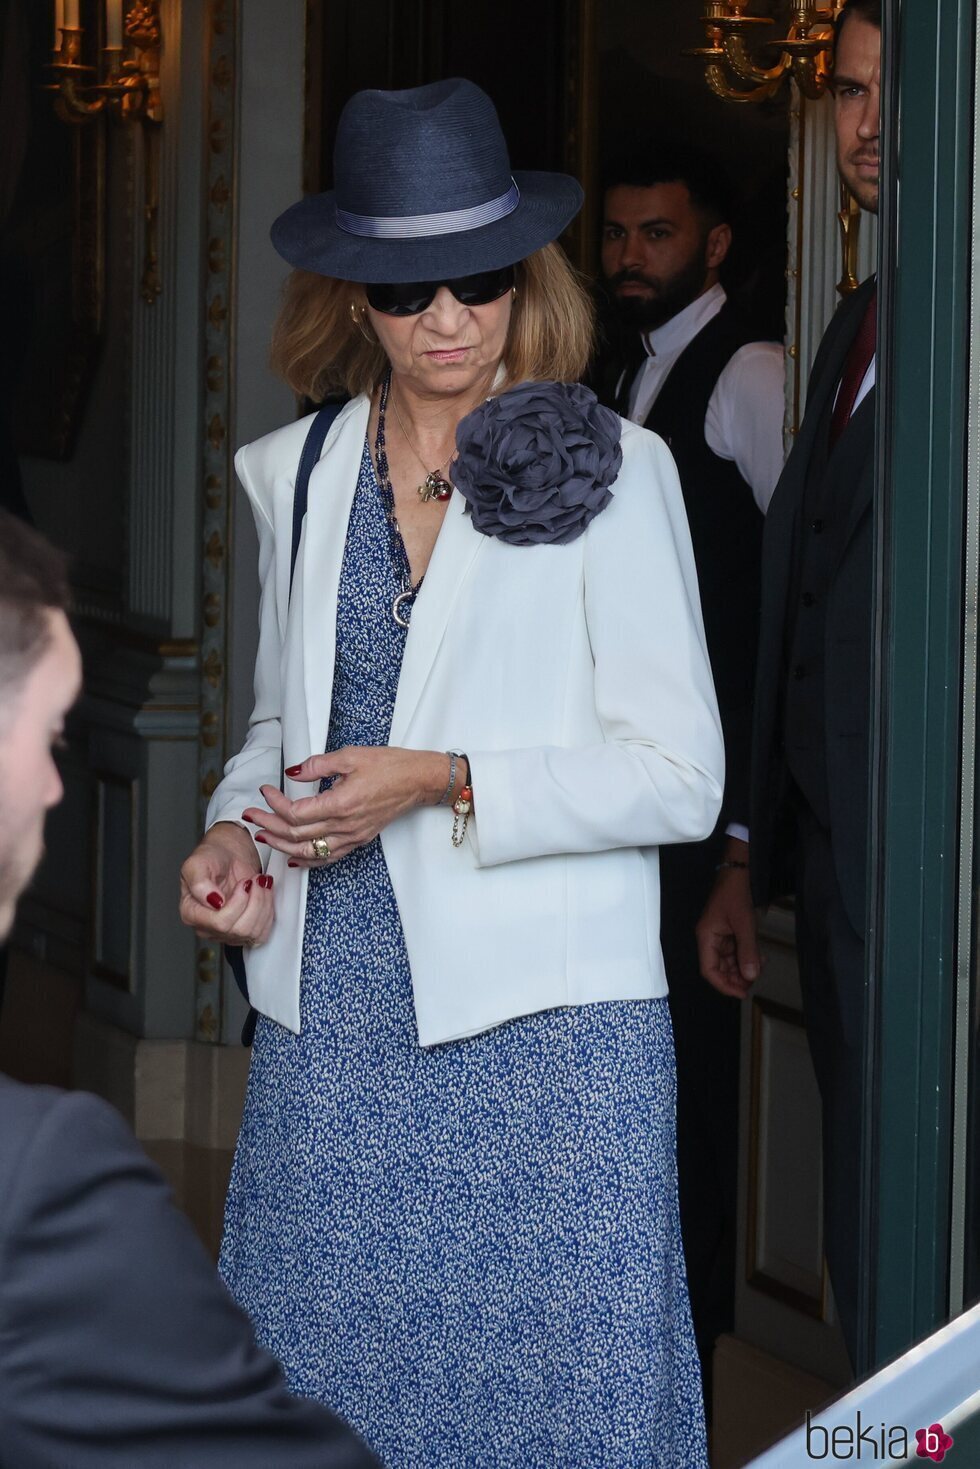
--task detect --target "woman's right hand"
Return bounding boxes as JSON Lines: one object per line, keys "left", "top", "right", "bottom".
{"left": 179, "top": 821, "right": 275, "bottom": 947}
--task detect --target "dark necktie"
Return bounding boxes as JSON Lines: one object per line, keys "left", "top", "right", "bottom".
{"left": 829, "top": 286, "right": 877, "bottom": 450}
{"left": 614, "top": 343, "right": 649, "bottom": 419}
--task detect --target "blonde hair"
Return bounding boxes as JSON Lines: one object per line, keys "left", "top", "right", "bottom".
{"left": 269, "top": 242, "right": 595, "bottom": 401}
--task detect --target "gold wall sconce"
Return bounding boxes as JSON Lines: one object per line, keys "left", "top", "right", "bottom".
{"left": 48, "top": 1, "right": 164, "bottom": 304}
{"left": 686, "top": 2, "right": 843, "bottom": 104}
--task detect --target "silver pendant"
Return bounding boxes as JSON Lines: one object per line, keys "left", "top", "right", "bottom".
{"left": 392, "top": 590, "right": 414, "bottom": 628}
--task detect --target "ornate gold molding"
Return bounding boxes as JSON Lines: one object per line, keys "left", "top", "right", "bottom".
{"left": 787, "top": 88, "right": 807, "bottom": 437}
{"left": 836, "top": 182, "right": 863, "bottom": 296}
{"left": 196, "top": 0, "right": 239, "bottom": 1045}
{"left": 561, "top": 0, "right": 598, "bottom": 277}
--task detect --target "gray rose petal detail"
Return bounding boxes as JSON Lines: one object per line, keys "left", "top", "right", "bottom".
{"left": 452, "top": 381, "right": 623, "bottom": 546}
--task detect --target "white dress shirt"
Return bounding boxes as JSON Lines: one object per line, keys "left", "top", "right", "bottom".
{"left": 622, "top": 283, "right": 786, "bottom": 514}
{"left": 842, "top": 357, "right": 876, "bottom": 413}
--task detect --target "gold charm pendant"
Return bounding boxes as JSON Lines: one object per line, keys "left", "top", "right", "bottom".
{"left": 418, "top": 472, "right": 453, "bottom": 503}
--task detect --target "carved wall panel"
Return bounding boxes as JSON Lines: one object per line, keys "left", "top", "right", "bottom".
{"left": 746, "top": 996, "right": 827, "bottom": 1318}
{"left": 735, "top": 906, "right": 853, "bottom": 1389}
{"left": 195, "top": 0, "right": 239, "bottom": 1043}
{"left": 91, "top": 770, "right": 138, "bottom": 990}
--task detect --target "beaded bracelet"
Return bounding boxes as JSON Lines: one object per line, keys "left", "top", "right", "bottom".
{"left": 452, "top": 785, "right": 473, "bottom": 847}
{"left": 451, "top": 753, "right": 472, "bottom": 847}
{"left": 715, "top": 859, "right": 749, "bottom": 872}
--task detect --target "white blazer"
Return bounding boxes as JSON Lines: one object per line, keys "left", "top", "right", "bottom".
{"left": 206, "top": 393, "right": 724, "bottom": 1046}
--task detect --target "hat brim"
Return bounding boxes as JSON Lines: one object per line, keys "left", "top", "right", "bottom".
{"left": 270, "top": 171, "right": 584, "bottom": 283}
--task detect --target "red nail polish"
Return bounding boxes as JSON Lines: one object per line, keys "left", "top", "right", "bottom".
{"left": 254, "top": 833, "right": 268, "bottom": 844}
{"left": 285, "top": 764, "right": 303, "bottom": 777}
{"left": 241, "top": 811, "right": 253, "bottom": 822}
{"left": 206, "top": 892, "right": 224, "bottom": 910}
{"left": 257, "top": 874, "right": 274, "bottom": 890}
{"left": 244, "top": 880, "right": 253, "bottom": 893}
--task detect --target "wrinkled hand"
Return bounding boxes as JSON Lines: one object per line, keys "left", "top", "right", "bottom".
{"left": 696, "top": 851, "right": 762, "bottom": 1000}
{"left": 179, "top": 821, "right": 274, "bottom": 947}
{"left": 242, "top": 745, "right": 444, "bottom": 868}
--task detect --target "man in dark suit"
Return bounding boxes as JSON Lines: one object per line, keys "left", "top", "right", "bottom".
{"left": 594, "top": 147, "right": 785, "bottom": 1403}
{"left": 697, "top": 0, "right": 881, "bottom": 1368}
{"left": 0, "top": 509, "right": 377, "bottom": 1467}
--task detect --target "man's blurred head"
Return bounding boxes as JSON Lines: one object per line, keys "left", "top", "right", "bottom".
{"left": 831, "top": 0, "right": 881, "bottom": 215}
{"left": 0, "top": 512, "right": 79, "bottom": 941}
{"left": 600, "top": 147, "right": 735, "bottom": 333}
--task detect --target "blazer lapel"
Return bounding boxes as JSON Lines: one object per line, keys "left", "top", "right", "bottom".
{"left": 754, "top": 288, "right": 874, "bottom": 681}
{"left": 801, "top": 276, "right": 877, "bottom": 435}
{"left": 388, "top": 491, "right": 488, "bottom": 745}
{"left": 764, "top": 281, "right": 878, "bottom": 585}
{"left": 835, "top": 388, "right": 877, "bottom": 558}
{"left": 299, "top": 396, "right": 370, "bottom": 757}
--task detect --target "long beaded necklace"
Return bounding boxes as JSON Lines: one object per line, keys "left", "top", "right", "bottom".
{"left": 375, "top": 369, "right": 433, "bottom": 629}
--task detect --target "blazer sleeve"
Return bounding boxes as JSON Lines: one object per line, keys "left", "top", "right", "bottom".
{"left": 205, "top": 444, "right": 285, "bottom": 837}
{"left": 0, "top": 1089, "right": 379, "bottom": 1469}
{"left": 467, "top": 426, "right": 725, "bottom": 867}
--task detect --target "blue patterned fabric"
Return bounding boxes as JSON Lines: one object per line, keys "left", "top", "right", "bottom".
{"left": 219, "top": 440, "right": 708, "bottom": 1468}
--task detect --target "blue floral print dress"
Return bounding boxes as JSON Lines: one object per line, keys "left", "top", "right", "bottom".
{"left": 219, "top": 441, "right": 709, "bottom": 1469}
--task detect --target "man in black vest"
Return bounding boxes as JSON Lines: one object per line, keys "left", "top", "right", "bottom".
{"left": 595, "top": 148, "right": 785, "bottom": 1403}
{"left": 697, "top": 0, "right": 880, "bottom": 1369}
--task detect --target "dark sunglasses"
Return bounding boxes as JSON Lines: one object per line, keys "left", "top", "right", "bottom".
{"left": 365, "top": 264, "right": 515, "bottom": 317}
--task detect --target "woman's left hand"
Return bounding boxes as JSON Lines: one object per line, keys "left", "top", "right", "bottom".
{"left": 242, "top": 745, "right": 449, "bottom": 867}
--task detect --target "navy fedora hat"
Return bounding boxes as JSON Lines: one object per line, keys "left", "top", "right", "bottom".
{"left": 270, "top": 78, "right": 584, "bottom": 284}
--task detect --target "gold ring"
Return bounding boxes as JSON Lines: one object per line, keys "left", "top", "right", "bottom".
{"left": 311, "top": 837, "right": 331, "bottom": 860}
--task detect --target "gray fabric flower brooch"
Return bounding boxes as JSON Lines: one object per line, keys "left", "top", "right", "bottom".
{"left": 452, "top": 381, "right": 623, "bottom": 546}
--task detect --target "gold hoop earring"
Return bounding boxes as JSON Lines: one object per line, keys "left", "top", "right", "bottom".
{"left": 350, "top": 300, "right": 376, "bottom": 344}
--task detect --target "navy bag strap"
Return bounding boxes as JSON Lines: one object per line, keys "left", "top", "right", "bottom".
{"left": 290, "top": 402, "right": 342, "bottom": 596}
{"left": 227, "top": 400, "right": 344, "bottom": 1045}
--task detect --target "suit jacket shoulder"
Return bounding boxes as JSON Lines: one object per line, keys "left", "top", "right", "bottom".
{"left": 0, "top": 1075, "right": 378, "bottom": 1468}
